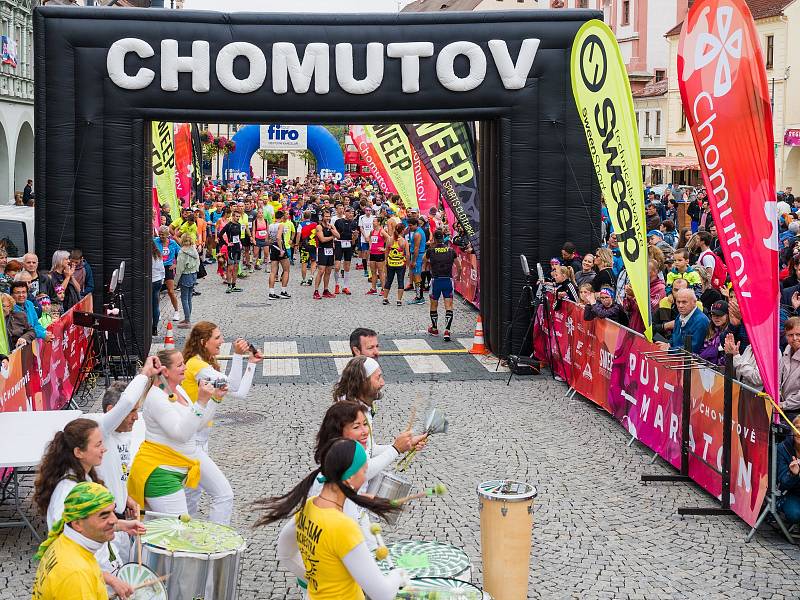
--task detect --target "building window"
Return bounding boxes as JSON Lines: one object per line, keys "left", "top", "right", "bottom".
{"left": 766, "top": 35, "right": 774, "bottom": 69}
{"left": 655, "top": 111, "right": 661, "bottom": 136}
{"left": 577, "top": 0, "right": 588, "bottom": 7}
{"left": 655, "top": 69, "right": 665, "bottom": 82}
{"left": 635, "top": 111, "right": 640, "bottom": 132}
{"left": 644, "top": 111, "right": 650, "bottom": 136}
{"left": 679, "top": 106, "right": 686, "bottom": 131}
{"left": 622, "top": 0, "right": 630, "bottom": 25}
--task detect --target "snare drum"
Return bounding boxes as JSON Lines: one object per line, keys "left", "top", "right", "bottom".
{"left": 477, "top": 480, "right": 537, "bottom": 600}
{"left": 378, "top": 540, "right": 472, "bottom": 581}
{"left": 366, "top": 471, "right": 411, "bottom": 525}
{"left": 140, "top": 517, "right": 246, "bottom": 600}
{"left": 117, "top": 563, "right": 168, "bottom": 600}
{"left": 402, "top": 577, "right": 491, "bottom": 599}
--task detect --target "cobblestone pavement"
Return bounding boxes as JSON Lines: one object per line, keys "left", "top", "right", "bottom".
{"left": 1, "top": 264, "right": 798, "bottom": 599}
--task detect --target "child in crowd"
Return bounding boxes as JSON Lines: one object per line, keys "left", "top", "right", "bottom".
{"left": 665, "top": 248, "right": 702, "bottom": 296}
{"left": 37, "top": 295, "right": 54, "bottom": 329}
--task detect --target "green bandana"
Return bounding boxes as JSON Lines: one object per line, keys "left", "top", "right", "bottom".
{"left": 317, "top": 440, "right": 368, "bottom": 483}
{"left": 34, "top": 481, "right": 115, "bottom": 560}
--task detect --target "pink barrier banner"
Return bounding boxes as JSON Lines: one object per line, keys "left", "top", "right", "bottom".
{"left": 534, "top": 298, "right": 771, "bottom": 526}
{"left": 453, "top": 245, "right": 479, "bottom": 309}
{"left": 174, "top": 123, "right": 193, "bottom": 207}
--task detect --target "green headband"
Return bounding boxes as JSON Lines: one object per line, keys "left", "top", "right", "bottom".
{"left": 317, "top": 441, "right": 368, "bottom": 484}
{"left": 34, "top": 482, "right": 115, "bottom": 561}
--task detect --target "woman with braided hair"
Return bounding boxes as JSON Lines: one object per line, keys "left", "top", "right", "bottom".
{"left": 259, "top": 438, "right": 410, "bottom": 600}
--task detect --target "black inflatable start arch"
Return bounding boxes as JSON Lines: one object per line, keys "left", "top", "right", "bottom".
{"left": 34, "top": 7, "right": 600, "bottom": 354}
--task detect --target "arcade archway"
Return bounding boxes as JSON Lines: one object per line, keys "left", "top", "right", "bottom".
{"left": 223, "top": 124, "right": 345, "bottom": 180}
{"left": 34, "top": 7, "right": 601, "bottom": 354}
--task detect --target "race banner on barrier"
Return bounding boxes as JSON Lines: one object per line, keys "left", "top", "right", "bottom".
{"left": 533, "top": 298, "right": 771, "bottom": 527}
{"left": 404, "top": 123, "right": 481, "bottom": 258}
{"left": 349, "top": 125, "right": 399, "bottom": 197}
{"left": 0, "top": 297, "right": 92, "bottom": 415}
{"left": 152, "top": 121, "right": 180, "bottom": 219}
{"left": 453, "top": 245, "right": 480, "bottom": 309}
{"left": 571, "top": 20, "right": 651, "bottom": 340}
{"left": 678, "top": 0, "right": 779, "bottom": 402}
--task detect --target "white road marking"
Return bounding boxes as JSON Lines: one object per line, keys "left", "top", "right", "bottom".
{"left": 392, "top": 339, "right": 450, "bottom": 374}
{"left": 262, "top": 341, "right": 300, "bottom": 376}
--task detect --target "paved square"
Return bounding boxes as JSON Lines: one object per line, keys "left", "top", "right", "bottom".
{"left": 1, "top": 267, "right": 798, "bottom": 599}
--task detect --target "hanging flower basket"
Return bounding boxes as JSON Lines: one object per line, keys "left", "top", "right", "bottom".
{"left": 215, "top": 136, "right": 228, "bottom": 150}
{"left": 200, "top": 130, "right": 214, "bottom": 145}
{"left": 225, "top": 140, "right": 236, "bottom": 153}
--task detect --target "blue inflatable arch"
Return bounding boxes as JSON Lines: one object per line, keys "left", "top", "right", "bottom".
{"left": 223, "top": 124, "right": 344, "bottom": 179}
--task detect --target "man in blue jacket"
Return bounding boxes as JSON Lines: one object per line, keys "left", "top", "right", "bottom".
{"left": 657, "top": 288, "right": 709, "bottom": 354}
{"left": 11, "top": 281, "right": 53, "bottom": 342}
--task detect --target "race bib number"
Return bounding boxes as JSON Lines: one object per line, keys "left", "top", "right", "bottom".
{"left": 324, "top": 248, "right": 334, "bottom": 256}
{"left": 256, "top": 229, "right": 266, "bottom": 239}
{"left": 231, "top": 235, "right": 240, "bottom": 245}
{"left": 340, "top": 240, "right": 351, "bottom": 248}
{"left": 371, "top": 236, "right": 379, "bottom": 244}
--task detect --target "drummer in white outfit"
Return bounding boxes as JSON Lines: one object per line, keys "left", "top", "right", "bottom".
{"left": 127, "top": 349, "right": 230, "bottom": 524}
{"left": 180, "top": 321, "right": 263, "bottom": 523}
{"left": 332, "top": 357, "right": 427, "bottom": 543}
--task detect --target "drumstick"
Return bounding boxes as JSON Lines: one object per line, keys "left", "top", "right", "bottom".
{"left": 137, "top": 533, "right": 142, "bottom": 569}
{"left": 369, "top": 524, "right": 389, "bottom": 561}
{"left": 389, "top": 483, "right": 448, "bottom": 507}
{"left": 405, "top": 396, "right": 419, "bottom": 432}
{"left": 111, "top": 574, "right": 170, "bottom": 598}
{"left": 139, "top": 509, "right": 191, "bottom": 522}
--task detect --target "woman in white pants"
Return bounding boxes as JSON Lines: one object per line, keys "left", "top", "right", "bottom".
{"left": 127, "top": 349, "right": 231, "bottom": 524}
{"left": 179, "top": 320, "right": 262, "bottom": 522}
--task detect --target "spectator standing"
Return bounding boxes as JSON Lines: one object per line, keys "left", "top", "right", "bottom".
{"left": 698, "top": 300, "right": 729, "bottom": 365}
{"left": 583, "top": 286, "right": 628, "bottom": 327}
{"left": 22, "top": 179, "right": 33, "bottom": 204}
{"left": 11, "top": 281, "right": 52, "bottom": 342}
{"left": 69, "top": 249, "right": 94, "bottom": 299}
{"left": 779, "top": 317, "right": 800, "bottom": 418}
{"left": 175, "top": 234, "right": 200, "bottom": 329}
{"left": 657, "top": 288, "right": 709, "bottom": 353}
{"left": 552, "top": 265, "right": 579, "bottom": 310}
{"left": 645, "top": 203, "right": 662, "bottom": 232}
{"left": 776, "top": 415, "right": 800, "bottom": 526}
{"left": 560, "top": 242, "right": 582, "bottom": 272}
{"left": 677, "top": 227, "right": 693, "bottom": 250}
{"left": 687, "top": 196, "right": 701, "bottom": 232}
{"left": 604, "top": 233, "right": 625, "bottom": 276}
{"left": 723, "top": 334, "right": 762, "bottom": 390}
{"left": 623, "top": 260, "right": 665, "bottom": 335}
{"left": 575, "top": 253, "right": 596, "bottom": 288}
{"left": 22, "top": 253, "right": 41, "bottom": 295}
{"left": 154, "top": 226, "right": 181, "bottom": 321}
{"left": 151, "top": 240, "right": 165, "bottom": 336}
{"left": 592, "top": 248, "right": 616, "bottom": 293}
{"left": 41, "top": 251, "right": 81, "bottom": 313}
{"left": 665, "top": 249, "right": 703, "bottom": 296}
{"left": 698, "top": 199, "right": 714, "bottom": 231}
{"left": 696, "top": 232, "right": 727, "bottom": 289}
{"left": 660, "top": 220, "right": 678, "bottom": 249}
{"left": 0, "top": 249, "right": 11, "bottom": 295}
{"left": 2, "top": 293, "right": 34, "bottom": 349}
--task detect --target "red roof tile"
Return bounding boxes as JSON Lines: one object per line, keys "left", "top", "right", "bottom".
{"left": 665, "top": 0, "right": 795, "bottom": 36}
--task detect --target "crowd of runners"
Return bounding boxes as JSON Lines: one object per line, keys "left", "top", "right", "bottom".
{"left": 153, "top": 173, "right": 463, "bottom": 341}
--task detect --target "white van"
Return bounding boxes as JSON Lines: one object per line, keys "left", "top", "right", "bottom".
{"left": 0, "top": 206, "right": 35, "bottom": 259}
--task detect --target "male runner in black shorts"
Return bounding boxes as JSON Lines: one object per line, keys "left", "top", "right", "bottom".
{"left": 423, "top": 229, "right": 461, "bottom": 341}
{"left": 334, "top": 206, "right": 357, "bottom": 295}
{"left": 217, "top": 206, "right": 244, "bottom": 293}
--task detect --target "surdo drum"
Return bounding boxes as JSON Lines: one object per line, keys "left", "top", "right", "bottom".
{"left": 140, "top": 517, "right": 246, "bottom": 600}
{"left": 378, "top": 540, "right": 472, "bottom": 581}
{"left": 477, "top": 480, "right": 537, "bottom": 600}
{"left": 366, "top": 471, "right": 412, "bottom": 525}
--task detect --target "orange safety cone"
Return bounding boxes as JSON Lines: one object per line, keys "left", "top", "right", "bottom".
{"left": 469, "top": 315, "right": 489, "bottom": 355}
{"left": 164, "top": 321, "right": 175, "bottom": 350}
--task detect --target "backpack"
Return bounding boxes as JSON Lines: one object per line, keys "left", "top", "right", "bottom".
{"left": 700, "top": 249, "right": 729, "bottom": 289}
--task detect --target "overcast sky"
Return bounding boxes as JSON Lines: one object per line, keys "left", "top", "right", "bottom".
{"left": 183, "top": 0, "right": 410, "bottom": 12}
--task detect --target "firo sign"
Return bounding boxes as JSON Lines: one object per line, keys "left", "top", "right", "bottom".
{"left": 260, "top": 124, "right": 308, "bottom": 150}
{"left": 106, "top": 38, "right": 540, "bottom": 95}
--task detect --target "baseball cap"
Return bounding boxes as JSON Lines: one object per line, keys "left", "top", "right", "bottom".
{"left": 711, "top": 300, "right": 729, "bottom": 316}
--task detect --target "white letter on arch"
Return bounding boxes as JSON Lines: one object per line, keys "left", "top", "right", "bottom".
{"left": 335, "top": 43, "right": 384, "bottom": 95}
{"left": 107, "top": 38, "right": 155, "bottom": 90}
{"left": 436, "top": 41, "right": 487, "bottom": 92}
{"left": 386, "top": 42, "right": 434, "bottom": 94}
{"left": 488, "top": 38, "right": 540, "bottom": 90}
{"left": 272, "top": 43, "right": 330, "bottom": 94}
{"left": 160, "top": 40, "right": 210, "bottom": 93}
{"left": 216, "top": 42, "right": 267, "bottom": 94}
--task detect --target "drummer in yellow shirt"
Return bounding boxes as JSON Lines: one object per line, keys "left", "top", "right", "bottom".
{"left": 261, "top": 438, "right": 409, "bottom": 600}
{"left": 32, "top": 482, "right": 128, "bottom": 600}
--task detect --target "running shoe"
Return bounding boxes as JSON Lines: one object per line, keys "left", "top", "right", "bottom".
{"left": 396, "top": 301, "right": 403, "bottom": 307}
{"left": 366, "top": 289, "right": 377, "bottom": 295}
{"left": 427, "top": 326, "right": 439, "bottom": 336}
{"left": 313, "top": 290, "right": 322, "bottom": 300}
{"left": 225, "top": 288, "right": 232, "bottom": 294}
{"left": 268, "top": 293, "right": 280, "bottom": 300}
{"left": 239, "top": 272, "right": 248, "bottom": 278}
{"left": 255, "top": 264, "right": 262, "bottom": 270}
{"left": 382, "top": 298, "right": 389, "bottom": 305}
{"left": 356, "top": 263, "right": 363, "bottom": 270}
{"left": 404, "top": 285, "right": 414, "bottom": 291}
{"left": 342, "top": 288, "right": 351, "bottom": 295}
{"left": 407, "top": 297, "right": 425, "bottom": 305}
{"left": 443, "top": 330, "right": 451, "bottom": 342}
{"left": 322, "top": 290, "right": 335, "bottom": 299}
{"left": 192, "top": 290, "right": 201, "bottom": 296}
{"left": 231, "top": 286, "right": 243, "bottom": 292}
{"left": 363, "top": 270, "right": 369, "bottom": 278}
{"left": 280, "top": 291, "right": 291, "bottom": 299}
{"left": 172, "top": 311, "right": 181, "bottom": 321}
{"left": 334, "top": 285, "right": 340, "bottom": 295}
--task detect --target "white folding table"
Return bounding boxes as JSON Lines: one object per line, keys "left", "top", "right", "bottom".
{"left": 0, "top": 410, "right": 83, "bottom": 540}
